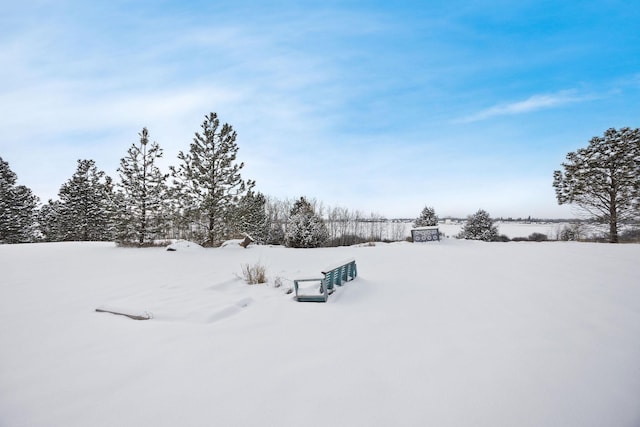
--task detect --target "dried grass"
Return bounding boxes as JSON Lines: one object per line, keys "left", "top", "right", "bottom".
{"left": 241, "top": 262, "right": 267, "bottom": 285}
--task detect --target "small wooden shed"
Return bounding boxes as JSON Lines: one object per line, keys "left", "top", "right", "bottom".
{"left": 411, "top": 226, "right": 440, "bottom": 242}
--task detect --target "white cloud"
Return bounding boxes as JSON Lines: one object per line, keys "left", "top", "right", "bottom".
{"left": 455, "top": 91, "right": 594, "bottom": 123}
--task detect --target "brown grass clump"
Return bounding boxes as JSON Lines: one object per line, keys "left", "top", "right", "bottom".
{"left": 241, "top": 262, "right": 267, "bottom": 285}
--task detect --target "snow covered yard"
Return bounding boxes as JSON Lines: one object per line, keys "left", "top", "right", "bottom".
{"left": 1, "top": 240, "right": 639, "bottom": 427}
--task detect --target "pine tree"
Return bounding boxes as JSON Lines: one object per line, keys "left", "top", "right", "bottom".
{"left": 457, "top": 209, "right": 499, "bottom": 241}
{"left": 413, "top": 206, "right": 438, "bottom": 227}
{"left": 10, "top": 185, "right": 39, "bottom": 242}
{"left": 38, "top": 199, "right": 64, "bottom": 242}
{"left": 285, "top": 197, "right": 328, "bottom": 248}
{"left": 116, "top": 128, "right": 169, "bottom": 245}
{"left": 234, "top": 191, "right": 270, "bottom": 244}
{"left": 56, "top": 159, "right": 114, "bottom": 241}
{"left": 553, "top": 127, "right": 640, "bottom": 243}
{"left": 170, "top": 112, "right": 255, "bottom": 246}
{"left": 0, "top": 157, "right": 39, "bottom": 243}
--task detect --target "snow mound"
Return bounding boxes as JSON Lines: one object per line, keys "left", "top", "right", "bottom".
{"left": 166, "top": 240, "right": 203, "bottom": 251}
{"left": 220, "top": 239, "right": 247, "bottom": 249}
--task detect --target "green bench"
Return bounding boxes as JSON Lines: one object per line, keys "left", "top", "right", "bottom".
{"left": 294, "top": 259, "right": 357, "bottom": 303}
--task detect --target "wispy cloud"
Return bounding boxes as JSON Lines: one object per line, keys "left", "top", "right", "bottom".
{"left": 455, "top": 91, "right": 594, "bottom": 123}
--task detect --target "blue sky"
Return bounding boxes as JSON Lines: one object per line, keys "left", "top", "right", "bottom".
{"left": 1, "top": 0, "right": 639, "bottom": 218}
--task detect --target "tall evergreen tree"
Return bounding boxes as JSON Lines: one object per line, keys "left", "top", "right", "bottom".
{"left": 234, "top": 191, "right": 270, "bottom": 244}
{"left": 170, "top": 112, "right": 255, "bottom": 246}
{"left": 458, "top": 209, "right": 499, "bottom": 241}
{"left": 413, "top": 206, "right": 438, "bottom": 227}
{"left": 553, "top": 127, "right": 640, "bottom": 243}
{"left": 0, "top": 157, "right": 39, "bottom": 243}
{"left": 116, "top": 127, "right": 169, "bottom": 245}
{"left": 285, "top": 197, "right": 328, "bottom": 248}
{"left": 56, "top": 159, "right": 114, "bottom": 241}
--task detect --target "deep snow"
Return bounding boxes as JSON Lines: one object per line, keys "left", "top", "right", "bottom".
{"left": 1, "top": 238, "right": 639, "bottom": 427}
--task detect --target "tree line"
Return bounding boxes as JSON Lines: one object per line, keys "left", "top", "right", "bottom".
{"left": 2, "top": 122, "right": 639, "bottom": 245}
{"left": 1, "top": 112, "right": 406, "bottom": 247}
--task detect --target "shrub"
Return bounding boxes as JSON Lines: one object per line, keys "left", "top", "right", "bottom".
{"left": 116, "top": 239, "right": 173, "bottom": 248}
{"left": 325, "top": 234, "right": 369, "bottom": 247}
{"left": 285, "top": 197, "right": 328, "bottom": 248}
{"left": 266, "top": 224, "right": 285, "bottom": 245}
{"left": 457, "top": 209, "right": 499, "bottom": 241}
{"left": 619, "top": 227, "right": 640, "bottom": 243}
{"left": 241, "top": 262, "right": 267, "bottom": 284}
{"left": 557, "top": 223, "right": 582, "bottom": 241}
{"left": 528, "top": 232, "right": 548, "bottom": 242}
{"left": 493, "top": 234, "right": 511, "bottom": 242}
